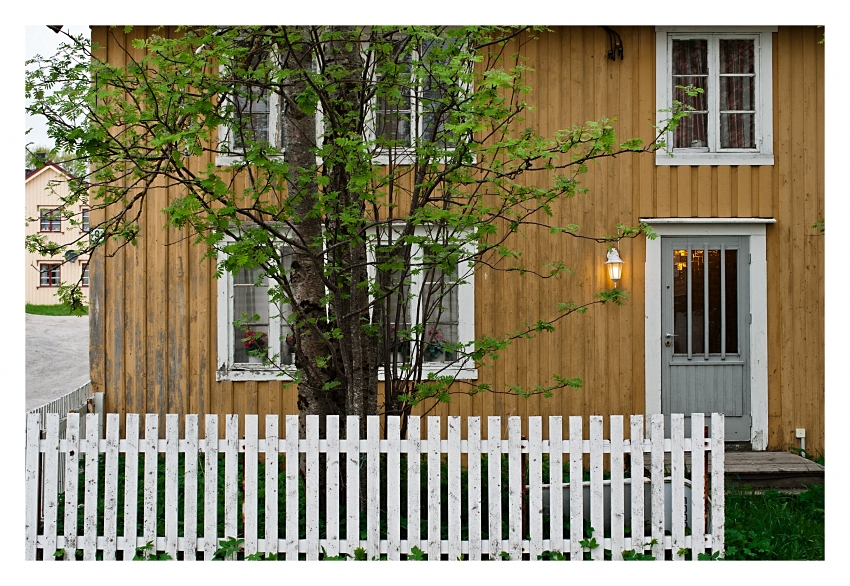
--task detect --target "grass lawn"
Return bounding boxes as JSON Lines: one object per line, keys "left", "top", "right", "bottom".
{"left": 723, "top": 482, "right": 825, "bottom": 560}
{"left": 26, "top": 304, "right": 88, "bottom": 316}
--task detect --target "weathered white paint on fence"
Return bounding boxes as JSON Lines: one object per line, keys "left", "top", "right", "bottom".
{"left": 650, "top": 414, "right": 664, "bottom": 560}
{"left": 407, "top": 416, "right": 420, "bottom": 556}
{"left": 487, "top": 416, "right": 501, "bottom": 560}
{"left": 25, "top": 412, "right": 725, "bottom": 561}
{"left": 427, "top": 416, "right": 441, "bottom": 561}
{"left": 285, "top": 415, "right": 299, "bottom": 560}
{"left": 123, "top": 414, "right": 139, "bottom": 561}
{"left": 103, "top": 414, "right": 120, "bottom": 560}
{"left": 569, "top": 415, "right": 583, "bottom": 560}
{"left": 184, "top": 415, "right": 198, "bottom": 561}
{"left": 671, "top": 414, "right": 685, "bottom": 561}
{"left": 244, "top": 415, "right": 259, "bottom": 557}
{"left": 690, "top": 413, "right": 706, "bottom": 560}
{"left": 83, "top": 413, "right": 99, "bottom": 560}
{"left": 629, "top": 415, "right": 645, "bottom": 554}
{"left": 548, "top": 416, "right": 563, "bottom": 555}
{"left": 467, "top": 417, "right": 481, "bottom": 561}
{"left": 448, "top": 416, "right": 462, "bottom": 561}
{"left": 387, "top": 416, "right": 401, "bottom": 560}
{"left": 63, "top": 414, "right": 80, "bottom": 561}
{"left": 307, "top": 415, "right": 320, "bottom": 560}
{"left": 165, "top": 414, "right": 179, "bottom": 560}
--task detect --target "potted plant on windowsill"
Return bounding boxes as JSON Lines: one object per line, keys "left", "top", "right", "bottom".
{"left": 242, "top": 330, "right": 268, "bottom": 364}
{"left": 424, "top": 326, "right": 446, "bottom": 362}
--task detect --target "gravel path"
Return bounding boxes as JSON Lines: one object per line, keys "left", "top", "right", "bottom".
{"left": 26, "top": 314, "right": 90, "bottom": 411}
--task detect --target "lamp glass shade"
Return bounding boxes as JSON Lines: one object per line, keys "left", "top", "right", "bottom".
{"left": 606, "top": 248, "right": 624, "bottom": 284}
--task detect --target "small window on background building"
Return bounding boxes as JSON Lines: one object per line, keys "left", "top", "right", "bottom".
{"left": 81, "top": 209, "right": 90, "bottom": 232}
{"left": 40, "top": 209, "right": 61, "bottom": 232}
{"left": 40, "top": 263, "right": 60, "bottom": 287}
{"left": 82, "top": 263, "right": 89, "bottom": 287}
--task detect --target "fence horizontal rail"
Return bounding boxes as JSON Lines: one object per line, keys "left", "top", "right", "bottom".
{"left": 25, "top": 413, "right": 725, "bottom": 561}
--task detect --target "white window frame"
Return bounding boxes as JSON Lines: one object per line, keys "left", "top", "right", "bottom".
{"left": 215, "top": 87, "right": 284, "bottom": 167}
{"left": 366, "top": 39, "right": 468, "bottom": 166}
{"left": 655, "top": 26, "right": 776, "bottom": 166}
{"left": 216, "top": 234, "right": 293, "bottom": 381}
{"left": 367, "top": 224, "right": 477, "bottom": 380}
{"left": 642, "top": 218, "right": 774, "bottom": 451}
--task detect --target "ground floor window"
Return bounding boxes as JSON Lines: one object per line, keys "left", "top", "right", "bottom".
{"left": 39, "top": 263, "right": 60, "bottom": 287}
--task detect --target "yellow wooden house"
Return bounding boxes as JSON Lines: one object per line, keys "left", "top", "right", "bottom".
{"left": 87, "top": 26, "right": 824, "bottom": 455}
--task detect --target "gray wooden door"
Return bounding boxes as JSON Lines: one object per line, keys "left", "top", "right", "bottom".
{"left": 661, "top": 236, "right": 751, "bottom": 441}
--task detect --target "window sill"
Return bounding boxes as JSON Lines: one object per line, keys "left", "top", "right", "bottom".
{"left": 216, "top": 363, "right": 295, "bottom": 382}
{"left": 655, "top": 151, "right": 774, "bottom": 166}
{"left": 215, "top": 154, "right": 285, "bottom": 167}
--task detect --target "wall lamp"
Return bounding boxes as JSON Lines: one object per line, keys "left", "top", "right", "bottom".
{"left": 606, "top": 247, "right": 624, "bottom": 287}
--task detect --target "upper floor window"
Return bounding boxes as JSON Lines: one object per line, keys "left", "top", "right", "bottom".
{"left": 40, "top": 208, "right": 61, "bottom": 232}
{"left": 655, "top": 27, "right": 775, "bottom": 166}
{"left": 217, "top": 86, "right": 284, "bottom": 166}
{"left": 81, "top": 209, "right": 90, "bottom": 232}
{"left": 371, "top": 37, "right": 463, "bottom": 163}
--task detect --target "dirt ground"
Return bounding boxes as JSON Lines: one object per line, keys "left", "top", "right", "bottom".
{"left": 26, "top": 314, "right": 90, "bottom": 411}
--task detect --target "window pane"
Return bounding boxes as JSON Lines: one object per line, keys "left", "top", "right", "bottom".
{"left": 82, "top": 264, "right": 89, "bottom": 287}
{"left": 725, "top": 250, "right": 739, "bottom": 353}
{"left": 707, "top": 250, "right": 722, "bottom": 353}
{"left": 233, "top": 266, "right": 269, "bottom": 363}
{"left": 376, "top": 106, "right": 412, "bottom": 144}
{"left": 82, "top": 209, "right": 90, "bottom": 232}
{"left": 719, "top": 76, "right": 755, "bottom": 111}
{"left": 420, "top": 252, "right": 459, "bottom": 363}
{"left": 231, "top": 89, "right": 270, "bottom": 150}
{"left": 672, "top": 249, "right": 688, "bottom": 355}
{"left": 672, "top": 78, "right": 708, "bottom": 111}
{"left": 720, "top": 113, "right": 755, "bottom": 148}
{"left": 690, "top": 249, "right": 705, "bottom": 355}
{"left": 673, "top": 113, "right": 708, "bottom": 149}
{"left": 672, "top": 39, "right": 708, "bottom": 75}
{"left": 720, "top": 39, "right": 754, "bottom": 74}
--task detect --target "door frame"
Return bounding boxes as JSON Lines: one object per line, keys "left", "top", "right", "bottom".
{"left": 641, "top": 218, "right": 774, "bottom": 450}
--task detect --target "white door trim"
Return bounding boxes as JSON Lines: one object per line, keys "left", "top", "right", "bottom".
{"left": 641, "top": 218, "right": 774, "bottom": 450}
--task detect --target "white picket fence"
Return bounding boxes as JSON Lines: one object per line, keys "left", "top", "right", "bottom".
{"left": 25, "top": 412, "right": 724, "bottom": 561}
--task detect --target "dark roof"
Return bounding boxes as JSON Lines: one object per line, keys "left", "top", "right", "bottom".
{"left": 25, "top": 162, "right": 72, "bottom": 181}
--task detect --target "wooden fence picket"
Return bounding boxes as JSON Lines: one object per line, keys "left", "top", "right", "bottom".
{"left": 25, "top": 412, "right": 724, "bottom": 562}
{"left": 609, "top": 416, "right": 625, "bottom": 560}
{"left": 629, "top": 415, "right": 645, "bottom": 554}
{"left": 387, "top": 416, "right": 401, "bottom": 560}
{"left": 83, "top": 413, "right": 100, "bottom": 560}
{"left": 264, "top": 415, "right": 279, "bottom": 558}
{"left": 184, "top": 415, "right": 198, "bottom": 560}
{"left": 690, "top": 413, "right": 705, "bottom": 560}
{"left": 165, "top": 414, "right": 179, "bottom": 560}
{"left": 123, "top": 414, "right": 140, "bottom": 561}
{"left": 650, "top": 414, "right": 665, "bottom": 560}
{"left": 487, "top": 416, "right": 501, "bottom": 560}
{"left": 103, "top": 414, "right": 120, "bottom": 560}
{"left": 43, "top": 413, "right": 60, "bottom": 558}
{"left": 528, "top": 417, "right": 542, "bottom": 561}
{"left": 142, "top": 414, "right": 158, "bottom": 555}
{"left": 568, "top": 416, "right": 583, "bottom": 560}
{"left": 64, "top": 413, "right": 80, "bottom": 560}
{"left": 203, "top": 414, "right": 219, "bottom": 560}
{"left": 589, "top": 416, "right": 604, "bottom": 561}
{"left": 244, "top": 415, "right": 259, "bottom": 557}
{"left": 324, "top": 415, "right": 338, "bottom": 557}
{"left": 467, "top": 417, "right": 481, "bottom": 561}
{"left": 427, "top": 416, "right": 441, "bottom": 561}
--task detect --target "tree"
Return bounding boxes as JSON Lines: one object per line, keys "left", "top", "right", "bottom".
{"left": 25, "top": 144, "right": 87, "bottom": 178}
{"left": 26, "top": 26, "right": 691, "bottom": 434}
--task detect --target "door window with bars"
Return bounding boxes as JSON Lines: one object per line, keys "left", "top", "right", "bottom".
{"left": 671, "top": 243, "right": 741, "bottom": 359}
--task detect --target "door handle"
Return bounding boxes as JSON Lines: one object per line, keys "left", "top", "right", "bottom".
{"left": 664, "top": 333, "right": 677, "bottom": 347}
